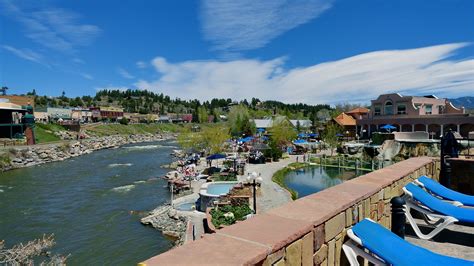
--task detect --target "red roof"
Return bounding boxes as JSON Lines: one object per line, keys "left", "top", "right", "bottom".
{"left": 333, "top": 112, "right": 356, "bottom": 126}
{"left": 346, "top": 107, "right": 369, "bottom": 114}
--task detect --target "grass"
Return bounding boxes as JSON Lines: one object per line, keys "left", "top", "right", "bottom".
{"left": 272, "top": 162, "right": 310, "bottom": 200}
{"left": 84, "top": 123, "right": 184, "bottom": 137}
{"left": 0, "top": 153, "right": 11, "bottom": 169}
{"left": 34, "top": 123, "right": 64, "bottom": 143}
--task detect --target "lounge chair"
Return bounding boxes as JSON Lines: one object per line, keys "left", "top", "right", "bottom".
{"left": 342, "top": 218, "right": 473, "bottom": 266}
{"left": 403, "top": 183, "right": 474, "bottom": 240}
{"left": 414, "top": 175, "right": 474, "bottom": 207}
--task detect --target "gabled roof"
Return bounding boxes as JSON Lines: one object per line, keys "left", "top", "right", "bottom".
{"left": 254, "top": 119, "right": 273, "bottom": 128}
{"left": 346, "top": 107, "right": 369, "bottom": 114}
{"left": 289, "top": 119, "right": 312, "bottom": 128}
{"left": 333, "top": 112, "right": 356, "bottom": 126}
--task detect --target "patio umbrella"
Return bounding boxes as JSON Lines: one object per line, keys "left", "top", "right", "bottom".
{"left": 298, "top": 133, "right": 308, "bottom": 138}
{"left": 381, "top": 124, "right": 397, "bottom": 132}
{"left": 293, "top": 139, "right": 309, "bottom": 144}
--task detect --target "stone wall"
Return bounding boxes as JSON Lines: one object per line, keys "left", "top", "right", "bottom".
{"left": 1, "top": 133, "right": 167, "bottom": 171}
{"left": 140, "top": 157, "right": 438, "bottom": 266}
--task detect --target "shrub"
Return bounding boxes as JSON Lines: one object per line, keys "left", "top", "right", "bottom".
{"left": 119, "top": 117, "right": 129, "bottom": 125}
{"left": 210, "top": 204, "right": 252, "bottom": 228}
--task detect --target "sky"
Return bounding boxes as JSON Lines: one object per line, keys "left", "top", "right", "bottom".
{"left": 1, "top": 0, "right": 474, "bottom": 105}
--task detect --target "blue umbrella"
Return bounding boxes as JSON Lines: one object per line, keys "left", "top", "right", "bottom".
{"left": 308, "top": 133, "right": 319, "bottom": 138}
{"left": 206, "top": 153, "right": 226, "bottom": 160}
{"left": 257, "top": 128, "right": 265, "bottom": 133}
{"left": 298, "top": 133, "right": 308, "bottom": 138}
{"left": 293, "top": 139, "right": 308, "bottom": 144}
{"left": 336, "top": 133, "right": 344, "bottom": 137}
{"left": 380, "top": 124, "right": 396, "bottom": 130}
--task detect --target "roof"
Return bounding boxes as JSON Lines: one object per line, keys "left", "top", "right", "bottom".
{"left": 254, "top": 119, "right": 273, "bottom": 128}
{"left": 0, "top": 102, "right": 24, "bottom": 111}
{"left": 346, "top": 107, "right": 369, "bottom": 114}
{"left": 289, "top": 120, "right": 312, "bottom": 128}
{"left": 333, "top": 112, "right": 356, "bottom": 126}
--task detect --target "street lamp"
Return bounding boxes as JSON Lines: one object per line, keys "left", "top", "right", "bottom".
{"left": 247, "top": 172, "right": 263, "bottom": 214}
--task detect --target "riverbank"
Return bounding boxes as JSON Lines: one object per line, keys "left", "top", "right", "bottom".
{"left": 0, "top": 133, "right": 175, "bottom": 172}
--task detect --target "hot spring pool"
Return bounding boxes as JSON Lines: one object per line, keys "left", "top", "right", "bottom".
{"left": 198, "top": 181, "right": 238, "bottom": 211}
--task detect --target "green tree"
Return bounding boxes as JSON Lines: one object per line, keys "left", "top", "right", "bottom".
{"left": 322, "top": 123, "right": 342, "bottom": 156}
{"left": 197, "top": 106, "right": 209, "bottom": 123}
{"left": 228, "top": 105, "right": 255, "bottom": 136}
{"left": 269, "top": 119, "right": 297, "bottom": 147}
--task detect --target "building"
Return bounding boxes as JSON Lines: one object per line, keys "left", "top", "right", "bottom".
{"left": 253, "top": 116, "right": 298, "bottom": 132}
{"left": 34, "top": 111, "right": 49, "bottom": 123}
{"left": 71, "top": 109, "right": 93, "bottom": 123}
{"left": 289, "top": 119, "right": 312, "bottom": 129}
{"left": 47, "top": 107, "right": 72, "bottom": 120}
{"left": 333, "top": 112, "right": 357, "bottom": 137}
{"left": 0, "top": 102, "right": 27, "bottom": 138}
{"left": 90, "top": 106, "right": 124, "bottom": 121}
{"left": 357, "top": 93, "right": 474, "bottom": 138}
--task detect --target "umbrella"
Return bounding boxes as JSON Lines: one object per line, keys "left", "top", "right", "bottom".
{"left": 298, "top": 133, "right": 308, "bottom": 138}
{"left": 293, "top": 139, "right": 309, "bottom": 144}
{"left": 257, "top": 128, "right": 265, "bottom": 133}
{"left": 308, "top": 133, "right": 319, "bottom": 138}
{"left": 336, "top": 133, "right": 344, "bottom": 137}
{"left": 238, "top": 136, "right": 254, "bottom": 143}
{"left": 206, "top": 153, "right": 227, "bottom": 160}
{"left": 381, "top": 124, "right": 396, "bottom": 130}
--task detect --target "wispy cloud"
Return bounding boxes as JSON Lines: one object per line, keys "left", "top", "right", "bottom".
{"left": 80, "top": 73, "right": 94, "bottom": 80}
{"left": 136, "top": 61, "right": 147, "bottom": 68}
{"left": 1, "top": 0, "right": 101, "bottom": 53}
{"left": 1, "top": 45, "right": 50, "bottom": 67}
{"left": 201, "top": 0, "right": 333, "bottom": 53}
{"left": 135, "top": 43, "right": 474, "bottom": 104}
{"left": 117, "top": 67, "right": 135, "bottom": 79}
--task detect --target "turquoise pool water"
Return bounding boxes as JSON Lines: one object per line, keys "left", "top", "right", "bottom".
{"left": 284, "top": 166, "right": 369, "bottom": 198}
{"left": 206, "top": 183, "right": 237, "bottom": 195}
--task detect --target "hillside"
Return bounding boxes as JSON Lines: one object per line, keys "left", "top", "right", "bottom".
{"left": 450, "top": 96, "right": 474, "bottom": 110}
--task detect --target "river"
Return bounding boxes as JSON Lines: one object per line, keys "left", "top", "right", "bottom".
{"left": 0, "top": 140, "right": 177, "bottom": 265}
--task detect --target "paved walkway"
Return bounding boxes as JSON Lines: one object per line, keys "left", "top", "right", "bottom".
{"left": 238, "top": 155, "right": 297, "bottom": 214}
{"left": 406, "top": 218, "right": 474, "bottom": 261}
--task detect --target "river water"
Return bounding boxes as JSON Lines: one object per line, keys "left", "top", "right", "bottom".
{"left": 284, "top": 166, "right": 369, "bottom": 198}
{"left": 0, "top": 141, "right": 177, "bottom": 265}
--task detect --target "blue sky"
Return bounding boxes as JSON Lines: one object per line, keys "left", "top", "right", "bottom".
{"left": 1, "top": 0, "right": 473, "bottom": 104}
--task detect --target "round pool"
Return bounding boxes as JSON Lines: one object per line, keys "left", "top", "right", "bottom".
{"left": 198, "top": 181, "right": 238, "bottom": 211}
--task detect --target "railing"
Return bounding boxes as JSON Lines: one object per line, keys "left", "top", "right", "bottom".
{"left": 309, "top": 155, "right": 387, "bottom": 171}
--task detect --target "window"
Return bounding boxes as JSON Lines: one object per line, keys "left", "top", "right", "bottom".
{"left": 384, "top": 101, "right": 393, "bottom": 115}
{"left": 414, "top": 103, "right": 422, "bottom": 109}
{"left": 438, "top": 105, "right": 445, "bottom": 114}
{"left": 374, "top": 105, "right": 381, "bottom": 116}
{"left": 397, "top": 104, "right": 406, "bottom": 114}
{"left": 425, "top": 104, "right": 432, "bottom": 115}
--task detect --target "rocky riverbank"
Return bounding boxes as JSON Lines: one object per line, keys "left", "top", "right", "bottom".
{"left": 0, "top": 133, "right": 174, "bottom": 172}
{"left": 140, "top": 205, "right": 187, "bottom": 246}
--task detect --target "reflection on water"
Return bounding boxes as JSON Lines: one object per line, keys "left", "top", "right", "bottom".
{"left": 284, "top": 166, "right": 369, "bottom": 198}
{"left": 0, "top": 141, "right": 176, "bottom": 265}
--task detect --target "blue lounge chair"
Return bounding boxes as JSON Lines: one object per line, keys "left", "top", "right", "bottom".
{"left": 403, "top": 183, "right": 474, "bottom": 239}
{"left": 415, "top": 175, "right": 474, "bottom": 207}
{"left": 343, "top": 219, "right": 473, "bottom": 266}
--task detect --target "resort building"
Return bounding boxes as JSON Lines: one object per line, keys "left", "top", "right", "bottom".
{"left": 289, "top": 119, "right": 312, "bottom": 129}
{"left": 357, "top": 93, "right": 474, "bottom": 138}
{"left": 34, "top": 111, "right": 49, "bottom": 123}
{"left": 333, "top": 112, "right": 357, "bottom": 137}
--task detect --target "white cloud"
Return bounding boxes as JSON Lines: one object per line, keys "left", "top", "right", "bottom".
{"left": 80, "top": 73, "right": 94, "bottom": 80}
{"left": 1, "top": 45, "right": 51, "bottom": 68}
{"left": 1, "top": 1, "right": 100, "bottom": 53}
{"left": 134, "top": 43, "right": 474, "bottom": 104}
{"left": 117, "top": 67, "right": 135, "bottom": 79}
{"left": 201, "top": 0, "right": 333, "bottom": 52}
{"left": 136, "top": 61, "right": 147, "bottom": 68}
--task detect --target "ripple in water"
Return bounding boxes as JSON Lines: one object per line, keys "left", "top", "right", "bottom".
{"left": 108, "top": 163, "right": 133, "bottom": 167}
{"left": 111, "top": 184, "right": 136, "bottom": 193}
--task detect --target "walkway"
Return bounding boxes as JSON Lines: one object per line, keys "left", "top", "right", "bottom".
{"left": 238, "top": 155, "right": 297, "bottom": 214}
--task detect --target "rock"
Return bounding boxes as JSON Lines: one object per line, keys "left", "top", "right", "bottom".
{"left": 162, "top": 230, "right": 180, "bottom": 239}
